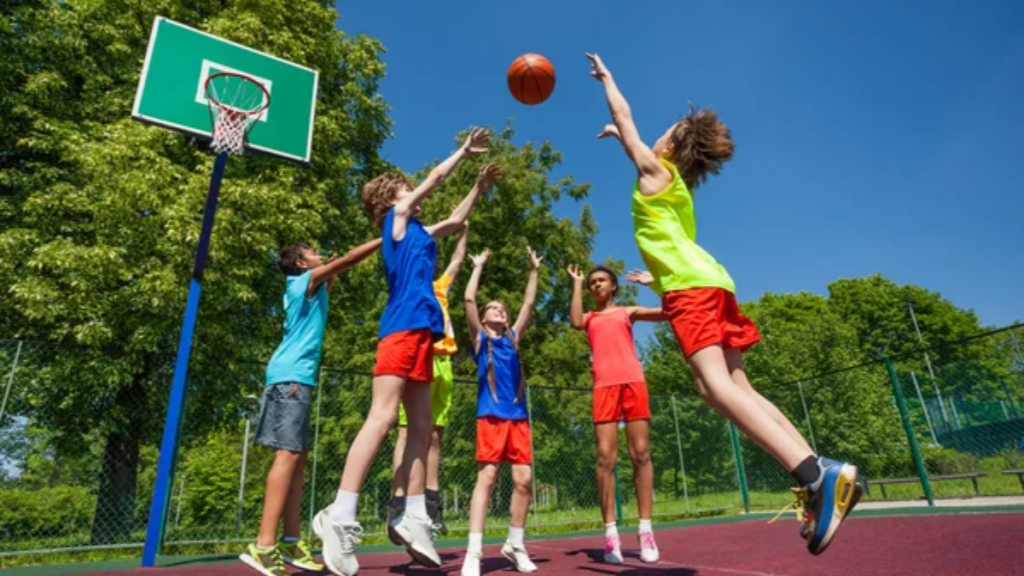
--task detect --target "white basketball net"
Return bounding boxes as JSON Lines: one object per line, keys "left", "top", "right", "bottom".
{"left": 210, "top": 106, "right": 255, "bottom": 155}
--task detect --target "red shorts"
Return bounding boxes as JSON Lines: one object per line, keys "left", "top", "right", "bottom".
{"left": 593, "top": 382, "right": 651, "bottom": 424}
{"left": 476, "top": 416, "right": 533, "bottom": 464}
{"left": 663, "top": 288, "right": 761, "bottom": 357}
{"left": 373, "top": 329, "right": 434, "bottom": 383}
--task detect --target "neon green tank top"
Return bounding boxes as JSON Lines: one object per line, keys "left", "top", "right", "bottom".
{"left": 631, "top": 159, "right": 735, "bottom": 297}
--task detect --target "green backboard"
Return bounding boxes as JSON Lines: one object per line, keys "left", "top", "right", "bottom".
{"left": 132, "top": 17, "right": 318, "bottom": 163}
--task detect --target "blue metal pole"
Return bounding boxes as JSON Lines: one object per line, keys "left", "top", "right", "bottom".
{"left": 142, "top": 151, "right": 229, "bottom": 566}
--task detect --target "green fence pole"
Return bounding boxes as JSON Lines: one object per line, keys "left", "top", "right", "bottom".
{"left": 884, "top": 357, "right": 934, "bottom": 506}
{"left": 728, "top": 421, "right": 750, "bottom": 514}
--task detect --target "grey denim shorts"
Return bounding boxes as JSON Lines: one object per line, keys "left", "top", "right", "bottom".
{"left": 254, "top": 382, "right": 313, "bottom": 452}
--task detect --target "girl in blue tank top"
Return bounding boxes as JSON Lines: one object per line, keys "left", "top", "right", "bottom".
{"left": 460, "top": 246, "right": 543, "bottom": 576}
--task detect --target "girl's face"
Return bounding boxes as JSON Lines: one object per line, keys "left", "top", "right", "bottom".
{"left": 482, "top": 301, "right": 509, "bottom": 329}
{"left": 587, "top": 270, "right": 617, "bottom": 303}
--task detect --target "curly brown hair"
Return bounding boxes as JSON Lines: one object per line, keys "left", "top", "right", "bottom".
{"left": 361, "top": 172, "right": 413, "bottom": 228}
{"left": 665, "top": 104, "right": 735, "bottom": 191}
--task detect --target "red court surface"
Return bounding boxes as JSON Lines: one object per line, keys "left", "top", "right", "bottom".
{"left": 68, "top": 513, "right": 1024, "bottom": 576}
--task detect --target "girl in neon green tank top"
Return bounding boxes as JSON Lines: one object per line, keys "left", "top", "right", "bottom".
{"left": 585, "top": 52, "right": 862, "bottom": 557}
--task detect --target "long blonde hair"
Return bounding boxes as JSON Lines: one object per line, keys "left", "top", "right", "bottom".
{"left": 482, "top": 301, "right": 526, "bottom": 404}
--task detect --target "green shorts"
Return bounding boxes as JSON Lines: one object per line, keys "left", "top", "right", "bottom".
{"left": 398, "top": 354, "right": 453, "bottom": 427}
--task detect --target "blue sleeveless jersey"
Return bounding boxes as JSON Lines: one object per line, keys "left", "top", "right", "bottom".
{"left": 378, "top": 207, "right": 444, "bottom": 339}
{"left": 473, "top": 330, "right": 529, "bottom": 421}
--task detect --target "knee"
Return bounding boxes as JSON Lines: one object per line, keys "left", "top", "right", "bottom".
{"left": 477, "top": 467, "right": 498, "bottom": 489}
{"left": 630, "top": 444, "right": 651, "bottom": 468}
{"left": 597, "top": 449, "right": 617, "bottom": 474}
{"left": 513, "top": 471, "right": 533, "bottom": 494}
{"left": 368, "top": 407, "right": 398, "bottom": 434}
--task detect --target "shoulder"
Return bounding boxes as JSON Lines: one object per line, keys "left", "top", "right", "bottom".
{"left": 286, "top": 271, "right": 313, "bottom": 297}
{"left": 635, "top": 159, "right": 687, "bottom": 201}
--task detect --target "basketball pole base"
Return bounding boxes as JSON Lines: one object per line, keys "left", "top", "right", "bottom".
{"left": 142, "top": 151, "right": 229, "bottom": 567}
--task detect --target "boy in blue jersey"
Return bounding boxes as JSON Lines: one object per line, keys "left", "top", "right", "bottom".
{"left": 240, "top": 237, "right": 381, "bottom": 576}
{"left": 315, "top": 128, "right": 500, "bottom": 576}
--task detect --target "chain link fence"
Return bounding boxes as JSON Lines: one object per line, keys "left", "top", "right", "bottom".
{"left": 2, "top": 326, "right": 1023, "bottom": 566}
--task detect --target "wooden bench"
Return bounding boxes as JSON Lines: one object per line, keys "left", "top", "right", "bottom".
{"left": 1004, "top": 469, "right": 1024, "bottom": 491}
{"left": 869, "top": 473, "right": 988, "bottom": 500}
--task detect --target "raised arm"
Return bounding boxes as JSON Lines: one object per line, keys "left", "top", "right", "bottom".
{"left": 567, "top": 264, "right": 586, "bottom": 330}
{"left": 393, "top": 128, "right": 489, "bottom": 241}
{"left": 308, "top": 237, "right": 382, "bottom": 297}
{"left": 628, "top": 307, "right": 667, "bottom": 323}
{"left": 426, "top": 162, "right": 501, "bottom": 239}
{"left": 586, "top": 53, "right": 671, "bottom": 195}
{"left": 464, "top": 250, "right": 490, "bottom": 348}
{"left": 512, "top": 247, "right": 543, "bottom": 341}
{"left": 443, "top": 223, "right": 470, "bottom": 280}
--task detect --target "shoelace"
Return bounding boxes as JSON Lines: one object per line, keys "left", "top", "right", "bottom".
{"left": 294, "top": 540, "right": 315, "bottom": 560}
{"left": 769, "top": 487, "right": 809, "bottom": 529}
{"left": 265, "top": 547, "right": 286, "bottom": 572}
{"left": 336, "top": 525, "right": 363, "bottom": 553}
{"left": 640, "top": 532, "right": 657, "bottom": 549}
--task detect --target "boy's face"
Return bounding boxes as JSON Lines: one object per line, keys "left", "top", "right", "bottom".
{"left": 652, "top": 123, "right": 677, "bottom": 158}
{"left": 297, "top": 247, "right": 324, "bottom": 270}
{"left": 394, "top": 184, "right": 421, "bottom": 215}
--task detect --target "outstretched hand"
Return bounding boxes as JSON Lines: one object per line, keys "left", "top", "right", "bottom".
{"left": 527, "top": 246, "right": 544, "bottom": 270}
{"left": 477, "top": 162, "right": 502, "bottom": 188}
{"left": 566, "top": 264, "right": 585, "bottom": 283}
{"left": 462, "top": 127, "right": 490, "bottom": 157}
{"left": 626, "top": 269, "right": 654, "bottom": 286}
{"left": 471, "top": 249, "right": 491, "bottom": 268}
{"left": 585, "top": 53, "right": 610, "bottom": 81}
{"left": 597, "top": 124, "right": 621, "bottom": 140}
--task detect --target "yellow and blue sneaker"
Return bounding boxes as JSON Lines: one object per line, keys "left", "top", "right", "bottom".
{"left": 772, "top": 457, "right": 862, "bottom": 555}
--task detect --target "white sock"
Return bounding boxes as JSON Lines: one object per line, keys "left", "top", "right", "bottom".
{"left": 405, "top": 494, "right": 427, "bottom": 519}
{"left": 639, "top": 519, "right": 653, "bottom": 533}
{"left": 330, "top": 490, "right": 359, "bottom": 524}
{"left": 468, "top": 532, "right": 483, "bottom": 553}
{"left": 605, "top": 522, "right": 618, "bottom": 538}
{"left": 508, "top": 526, "right": 524, "bottom": 546}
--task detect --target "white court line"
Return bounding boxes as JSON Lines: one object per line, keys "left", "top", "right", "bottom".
{"left": 526, "top": 543, "right": 789, "bottom": 576}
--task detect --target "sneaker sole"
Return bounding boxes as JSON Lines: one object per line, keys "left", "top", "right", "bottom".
{"left": 239, "top": 553, "right": 283, "bottom": 576}
{"left": 395, "top": 523, "right": 441, "bottom": 567}
{"left": 501, "top": 547, "right": 538, "bottom": 573}
{"left": 386, "top": 524, "right": 403, "bottom": 547}
{"left": 811, "top": 464, "right": 859, "bottom": 556}
{"left": 603, "top": 552, "right": 624, "bottom": 564}
{"left": 312, "top": 514, "right": 354, "bottom": 576}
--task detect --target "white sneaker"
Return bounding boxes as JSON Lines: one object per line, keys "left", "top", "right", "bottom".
{"left": 461, "top": 549, "right": 483, "bottom": 576}
{"left": 501, "top": 541, "right": 537, "bottom": 573}
{"left": 639, "top": 530, "right": 660, "bottom": 563}
{"left": 394, "top": 513, "right": 441, "bottom": 567}
{"left": 312, "top": 510, "right": 361, "bottom": 576}
{"left": 603, "top": 534, "right": 623, "bottom": 564}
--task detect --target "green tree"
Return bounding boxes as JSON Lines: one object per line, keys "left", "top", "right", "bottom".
{"left": 0, "top": 0, "right": 390, "bottom": 542}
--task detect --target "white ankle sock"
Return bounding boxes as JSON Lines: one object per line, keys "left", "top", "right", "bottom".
{"left": 605, "top": 522, "right": 618, "bottom": 538}
{"left": 639, "top": 519, "right": 653, "bottom": 533}
{"left": 405, "top": 494, "right": 427, "bottom": 519}
{"left": 330, "top": 490, "right": 359, "bottom": 524}
{"left": 508, "top": 526, "right": 524, "bottom": 546}
{"left": 468, "top": 532, "right": 483, "bottom": 553}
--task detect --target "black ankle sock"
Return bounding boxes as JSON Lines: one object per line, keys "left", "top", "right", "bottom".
{"left": 792, "top": 456, "right": 820, "bottom": 486}
{"left": 390, "top": 495, "right": 406, "bottom": 509}
{"left": 425, "top": 489, "right": 440, "bottom": 502}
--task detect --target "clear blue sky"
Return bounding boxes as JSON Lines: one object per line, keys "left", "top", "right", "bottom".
{"left": 335, "top": 0, "right": 1023, "bottom": 342}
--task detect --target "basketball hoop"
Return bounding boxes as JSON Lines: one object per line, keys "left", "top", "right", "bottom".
{"left": 204, "top": 72, "right": 271, "bottom": 155}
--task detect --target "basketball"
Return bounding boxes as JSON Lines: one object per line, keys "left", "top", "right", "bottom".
{"left": 507, "top": 53, "right": 556, "bottom": 105}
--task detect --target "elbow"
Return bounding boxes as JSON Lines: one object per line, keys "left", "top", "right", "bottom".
{"left": 611, "top": 107, "right": 632, "bottom": 124}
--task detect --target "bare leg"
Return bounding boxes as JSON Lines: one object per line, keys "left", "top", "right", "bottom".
{"left": 509, "top": 464, "right": 533, "bottom": 529}
{"left": 426, "top": 427, "right": 444, "bottom": 492}
{"left": 726, "top": 349, "right": 815, "bottom": 456}
{"left": 594, "top": 422, "right": 618, "bottom": 524}
{"left": 397, "top": 382, "right": 433, "bottom": 499}
{"left": 391, "top": 426, "right": 408, "bottom": 496}
{"left": 338, "top": 375, "right": 404, "bottom": 492}
{"left": 625, "top": 420, "right": 653, "bottom": 520}
{"left": 688, "top": 345, "right": 812, "bottom": 471}
{"left": 281, "top": 451, "right": 308, "bottom": 538}
{"left": 257, "top": 450, "right": 302, "bottom": 547}
{"left": 469, "top": 463, "right": 499, "bottom": 533}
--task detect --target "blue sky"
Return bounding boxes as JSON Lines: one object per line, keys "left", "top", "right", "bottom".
{"left": 335, "top": 0, "right": 1023, "bottom": 342}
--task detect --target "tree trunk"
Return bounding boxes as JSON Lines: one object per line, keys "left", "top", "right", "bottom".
{"left": 90, "top": 375, "right": 146, "bottom": 544}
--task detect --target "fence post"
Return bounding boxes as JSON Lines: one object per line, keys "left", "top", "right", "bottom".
{"left": 308, "top": 370, "right": 325, "bottom": 530}
{"left": 236, "top": 417, "right": 251, "bottom": 532}
{"left": 796, "top": 382, "right": 818, "bottom": 454}
{"left": 669, "top": 395, "right": 690, "bottom": 512}
{"left": 1000, "top": 378, "right": 1018, "bottom": 419}
{"left": 910, "top": 372, "right": 938, "bottom": 443}
{"left": 0, "top": 340, "right": 23, "bottom": 425}
{"left": 883, "top": 357, "right": 933, "bottom": 506}
{"left": 728, "top": 421, "right": 750, "bottom": 514}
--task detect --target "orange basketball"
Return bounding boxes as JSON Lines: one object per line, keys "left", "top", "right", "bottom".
{"left": 507, "top": 53, "right": 556, "bottom": 105}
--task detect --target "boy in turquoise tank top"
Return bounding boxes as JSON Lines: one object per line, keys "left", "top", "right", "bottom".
{"left": 313, "top": 128, "right": 501, "bottom": 576}
{"left": 586, "top": 52, "right": 862, "bottom": 557}
{"left": 460, "top": 246, "right": 543, "bottom": 576}
{"left": 240, "top": 237, "right": 381, "bottom": 576}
